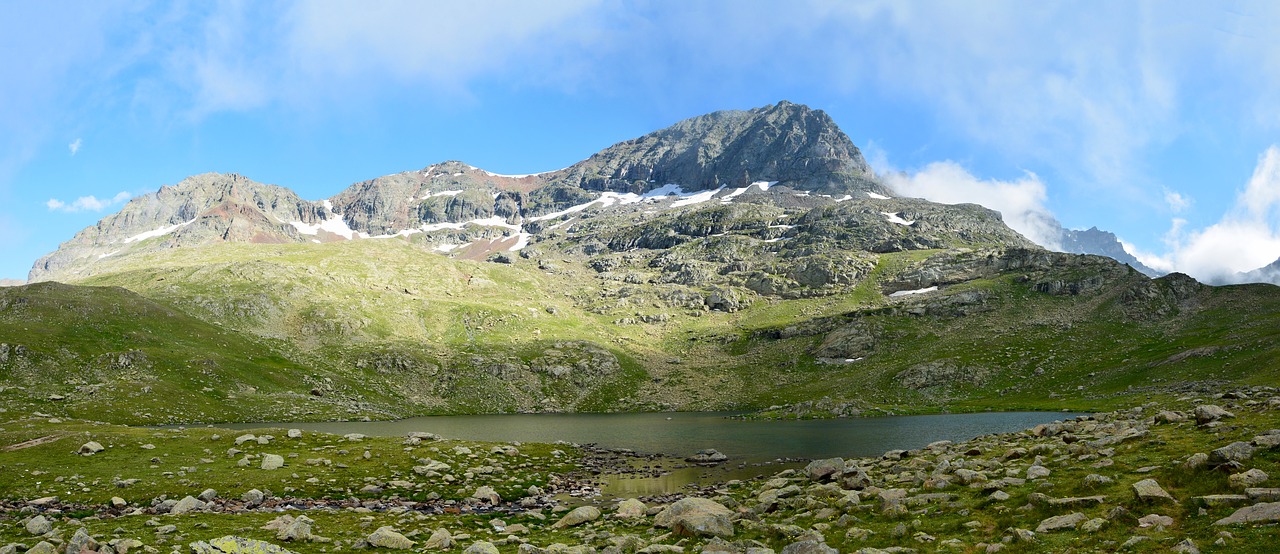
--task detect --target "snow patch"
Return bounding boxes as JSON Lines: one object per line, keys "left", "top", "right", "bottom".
{"left": 833, "top": 194, "right": 854, "bottom": 202}
{"left": 867, "top": 192, "right": 891, "bottom": 200}
{"left": 889, "top": 286, "right": 938, "bottom": 297}
{"left": 720, "top": 181, "right": 777, "bottom": 203}
{"left": 123, "top": 219, "right": 196, "bottom": 243}
{"left": 97, "top": 250, "right": 120, "bottom": 260}
{"left": 882, "top": 212, "right": 915, "bottom": 226}
{"left": 435, "top": 242, "right": 469, "bottom": 253}
{"left": 421, "top": 190, "right": 464, "bottom": 199}
{"left": 509, "top": 232, "right": 532, "bottom": 251}
{"left": 671, "top": 186, "right": 725, "bottom": 208}
{"left": 291, "top": 200, "right": 361, "bottom": 239}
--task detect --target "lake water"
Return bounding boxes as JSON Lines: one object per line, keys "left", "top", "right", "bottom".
{"left": 222, "top": 411, "right": 1078, "bottom": 496}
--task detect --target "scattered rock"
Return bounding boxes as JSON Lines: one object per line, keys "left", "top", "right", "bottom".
{"left": 1214, "top": 502, "right": 1280, "bottom": 525}
{"left": 261, "top": 454, "right": 285, "bottom": 470}
{"left": 553, "top": 506, "right": 602, "bottom": 528}
{"left": 169, "top": 495, "right": 205, "bottom": 515}
{"left": 686, "top": 449, "right": 728, "bottom": 463}
{"left": 1137, "top": 514, "right": 1173, "bottom": 530}
{"left": 25, "top": 515, "right": 52, "bottom": 535}
{"left": 191, "top": 536, "right": 295, "bottom": 554}
{"left": 462, "top": 542, "right": 499, "bottom": 554}
{"left": 1036, "top": 512, "right": 1086, "bottom": 532}
{"left": 1229, "top": 468, "right": 1268, "bottom": 489}
{"left": 78, "top": 441, "right": 104, "bottom": 455}
{"left": 654, "top": 497, "right": 735, "bottom": 538}
{"left": 615, "top": 498, "right": 647, "bottom": 519}
{"left": 1210, "top": 442, "right": 1256, "bottom": 466}
{"left": 368, "top": 527, "right": 415, "bottom": 550}
{"left": 1194, "top": 404, "right": 1234, "bottom": 425}
{"left": 1132, "top": 479, "right": 1175, "bottom": 503}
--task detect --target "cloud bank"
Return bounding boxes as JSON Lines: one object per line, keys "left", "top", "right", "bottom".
{"left": 881, "top": 161, "right": 1063, "bottom": 250}
{"left": 47, "top": 191, "right": 131, "bottom": 213}
{"left": 1133, "top": 146, "right": 1280, "bottom": 282}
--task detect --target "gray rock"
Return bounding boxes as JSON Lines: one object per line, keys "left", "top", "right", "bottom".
{"left": 1229, "top": 468, "right": 1268, "bottom": 489}
{"left": 1026, "top": 465, "right": 1051, "bottom": 480}
{"left": 26, "top": 543, "right": 57, "bottom": 554}
{"left": 686, "top": 449, "right": 728, "bottom": 463}
{"left": 1137, "top": 514, "right": 1173, "bottom": 529}
{"left": 1195, "top": 404, "right": 1234, "bottom": 424}
{"left": 1132, "top": 479, "right": 1175, "bottom": 503}
{"left": 423, "top": 529, "right": 452, "bottom": 550}
{"left": 25, "top": 515, "right": 52, "bottom": 535}
{"left": 278, "top": 515, "right": 315, "bottom": 542}
{"left": 242, "top": 489, "right": 265, "bottom": 506}
{"left": 471, "top": 486, "right": 500, "bottom": 504}
{"left": 286, "top": 429, "right": 302, "bottom": 439}
{"left": 78, "top": 441, "right": 104, "bottom": 455}
{"left": 1210, "top": 442, "right": 1255, "bottom": 465}
{"left": 553, "top": 506, "right": 601, "bottom": 528}
{"left": 1172, "top": 538, "right": 1200, "bottom": 554}
{"left": 198, "top": 489, "right": 218, "bottom": 502}
{"left": 169, "top": 495, "right": 205, "bottom": 515}
{"left": 804, "top": 458, "right": 845, "bottom": 481}
{"left": 1035, "top": 512, "right": 1087, "bottom": 532}
{"left": 65, "top": 527, "right": 97, "bottom": 554}
{"left": 1184, "top": 452, "right": 1209, "bottom": 469}
{"left": 779, "top": 540, "right": 836, "bottom": 554}
{"left": 615, "top": 498, "right": 647, "bottom": 519}
{"left": 654, "top": 497, "right": 735, "bottom": 538}
{"left": 1214, "top": 501, "right": 1280, "bottom": 525}
{"left": 260, "top": 454, "right": 284, "bottom": 470}
{"left": 368, "top": 527, "right": 415, "bottom": 550}
{"left": 462, "top": 542, "right": 499, "bottom": 554}
{"left": 190, "top": 535, "right": 296, "bottom": 554}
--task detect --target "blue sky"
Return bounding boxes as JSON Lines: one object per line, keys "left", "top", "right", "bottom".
{"left": 4, "top": 1, "right": 1280, "bottom": 282}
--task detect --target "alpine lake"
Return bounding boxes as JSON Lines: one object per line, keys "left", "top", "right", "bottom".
{"left": 219, "top": 411, "right": 1081, "bottom": 500}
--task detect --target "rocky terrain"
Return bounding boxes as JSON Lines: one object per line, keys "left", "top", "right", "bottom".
{"left": 2, "top": 386, "right": 1279, "bottom": 553}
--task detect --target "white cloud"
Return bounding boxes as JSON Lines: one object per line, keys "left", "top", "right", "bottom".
{"left": 882, "top": 161, "right": 1062, "bottom": 249}
{"left": 1163, "top": 190, "right": 1190, "bottom": 213}
{"left": 68, "top": 138, "right": 81, "bottom": 155}
{"left": 1135, "top": 146, "right": 1280, "bottom": 282}
{"left": 46, "top": 191, "right": 131, "bottom": 213}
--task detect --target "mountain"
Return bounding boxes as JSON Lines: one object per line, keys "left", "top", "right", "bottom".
{"left": 1057, "top": 226, "right": 1161, "bottom": 277}
{"left": 12, "top": 101, "right": 1280, "bottom": 424}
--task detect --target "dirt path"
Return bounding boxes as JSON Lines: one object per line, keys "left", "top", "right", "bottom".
{"left": 2, "top": 434, "right": 64, "bottom": 452}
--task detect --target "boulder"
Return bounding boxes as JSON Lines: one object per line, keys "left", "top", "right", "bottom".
{"left": 471, "top": 486, "right": 501, "bottom": 504}
{"left": 1132, "top": 479, "right": 1175, "bottom": 503}
{"left": 553, "top": 506, "right": 601, "bottom": 528}
{"left": 25, "top": 515, "right": 52, "bottom": 535}
{"left": 261, "top": 454, "right": 284, "bottom": 470}
{"left": 286, "top": 429, "right": 302, "bottom": 439}
{"left": 169, "top": 495, "right": 206, "bottom": 515}
{"left": 1194, "top": 405, "right": 1234, "bottom": 425}
{"left": 615, "top": 498, "right": 647, "bottom": 519}
{"left": 368, "top": 527, "right": 415, "bottom": 550}
{"left": 1209, "top": 442, "right": 1255, "bottom": 466}
{"left": 1214, "top": 502, "right": 1280, "bottom": 525}
{"left": 686, "top": 449, "right": 728, "bottom": 463}
{"left": 65, "top": 528, "right": 98, "bottom": 554}
{"left": 26, "top": 543, "right": 57, "bottom": 554}
{"left": 423, "top": 529, "right": 453, "bottom": 550}
{"left": 1137, "top": 514, "right": 1173, "bottom": 529}
{"left": 242, "top": 489, "right": 265, "bottom": 507}
{"left": 78, "top": 441, "right": 105, "bottom": 455}
{"left": 779, "top": 540, "right": 836, "bottom": 554}
{"left": 1035, "top": 512, "right": 1087, "bottom": 533}
{"left": 462, "top": 542, "right": 499, "bottom": 554}
{"left": 1026, "top": 465, "right": 1051, "bottom": 480}
{"left": 190, "top": 536, "right": 295, "bottom": 554}
{"left": 804, "top": 458, "right": 845, "bottom": 481}
{"left": 1229, "top": 468, "right": 1268, "bottom": 489}
{"left": 654, "top": 497, "right": 735, "bottom": 538}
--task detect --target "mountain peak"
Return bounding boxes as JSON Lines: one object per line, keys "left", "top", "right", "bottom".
{"left": 543, "top": 101, "right": 886, "bottom": 196}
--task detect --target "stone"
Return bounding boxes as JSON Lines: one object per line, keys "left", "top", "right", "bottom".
{"left": 368, "top": 527, "right": 415, "bottom": 550}
{"left": 1172, "top": 538, "right": 1200, "bottom": 554}
{"left": 198, "top": 489, "right": 218, "bottom": 502}
{"left": 1083, "top": 474, "right": 1113, "bottom": 487}
{"left": 1193, "top": 494, "right": 1249, "bottom": 507}
{"left": 242, "top": 489, "right": 265, "bottom": 506}
{"left": 953, "top": 469, "right": 986, "bottom": 485}
{"left": 66, "top": 527, "right": 97, "bottom": 554}
{"left": 553, "top": 506, "right": 601, "bottom": 528}
{"left": 169, "top": 495, "right": 205, "bottom": 515}
{"left": 804, "top": 458, "right": 845, "bottom": 481}
{"left": 423, "top": 529, "right": 453, "bottom": 550}
{"left": 1184, "top": 452, "right": 1209, "bottom": 469}
{"left": 25, "top": 515, "right": 52, "bottom": 535}
{"left": 655, "top": 497, "right": 735, "bottom": 538}
{"left": 1155, "top": 411, "right": 1184, "bottom": 423}
{"left": 272, "top": 515, "right": 316, "bottom": 542}
{"left": 78, "top": 441, "right": 105, "bottom": 455}
{"left": 26, "top": 543, "right": 56, "bottom": 554}
{"left": 287, "top": 429, "right": 302, "bottom": 439}
{"left": 1214, "top": 502, "right": 1280, "bottom": 525}
{"left": 1209, "top": 442, "right": 1255, "bottom": 465}
{"left": 615, "top": 498, "right": 647, "bottom": 519}
{"left": 779, "top": 540, "right": 836, "bottom": 554}
{"left": 1080, "top": 518, "right": 1107, "bottom": 532}
{"left": 1246, "top": 488, "right": 1280, "bottom": 501}
{"left": 1195, "top": 404, "right": 1234, "bottom": 424}
{"left": 190, "top": 536, "right": 295, "bottom": 554}
{"left": 233, "top": 434, "right": 257, "bottom": 445}
{"left": 462, "top": 542, "right": 499, "bottom": 554}
{"left": 110, "top": 497, "right": 127, "bottom": 509}
{"left": 261, "top": 454, "right": 284, "bottom": 470}
{"left": 1132, "top": 479, "right": 1175, "bottom": 503}
{"left": 1137, "top": 514, "right": 1173, "bottom": 529}
{"left": 1026, "top": 465, "right": 1051, "bottom": 480}
{"left": 1035, "top": 512, "right": 1086, "bottom": 532}
{"left": 471, "top": 486, "right": 501, "bottom": 504}
{"left": 989, "top": 490, "right": 1010, "bottom": 501}
{"left": 1229, "top": 468, "right": 1268, "bottom": 489}
{"left": 686, "top": 449, "right": 728, "bottom": 463}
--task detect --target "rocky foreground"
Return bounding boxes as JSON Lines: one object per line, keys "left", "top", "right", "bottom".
{"left": 2, "top": 388, "right": 1280, "bottom": 553}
